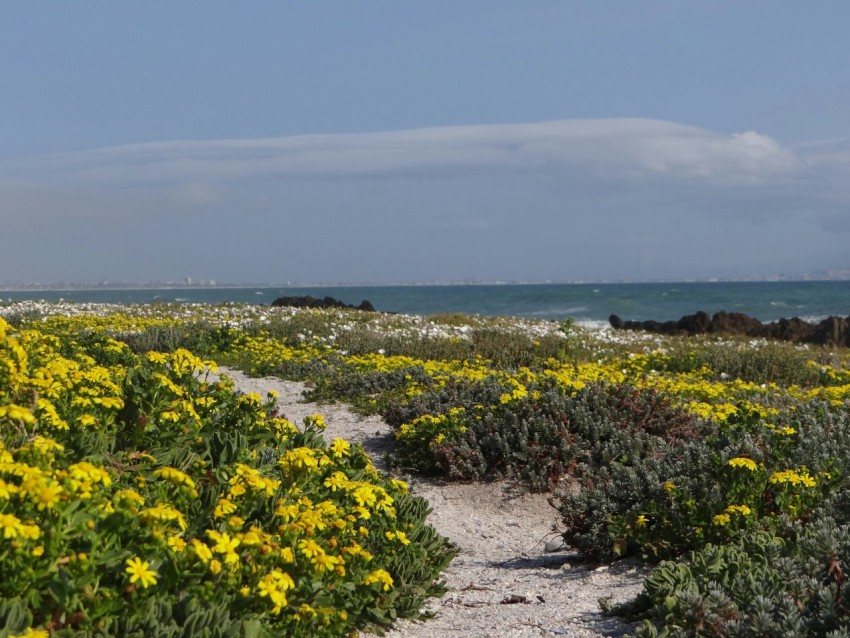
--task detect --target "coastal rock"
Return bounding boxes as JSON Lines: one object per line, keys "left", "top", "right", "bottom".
{"left": 678, "top": 311, "right": 712, "bottom": 334}
{"left": 609, "top": 311, "right": 850, "bottom": 347}
{"left": 763, "top": 317, "right": 817, "bottom": 343}
{"left": 815, "top": 316, "right": 848, "bottom": 346}
{"left": 271, "top": 295, "right": 376, "bottom": 312}
{"left": 709, "top": 311, "right": 764, "bottom": 336}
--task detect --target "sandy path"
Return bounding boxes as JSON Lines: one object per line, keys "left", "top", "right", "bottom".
{"left": 220, "top": 367, "right": 645, "bottom": 638}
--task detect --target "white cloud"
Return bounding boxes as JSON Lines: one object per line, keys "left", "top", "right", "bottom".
{"left": 4, "top": 118, "right": 801, "bottom": 187}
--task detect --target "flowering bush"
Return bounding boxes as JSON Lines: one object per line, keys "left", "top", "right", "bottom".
{"left": 0, "top": 316, "right": 454, "bottom": 636}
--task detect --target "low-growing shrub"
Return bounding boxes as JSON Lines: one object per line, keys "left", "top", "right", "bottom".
{"left": 388, "top": 379, "right": 701, "bottom": 491}
{"left": 558, "top": 400, "right": 850, "bottom": 561}
{"left": 646, "top": 337, "right": 831, "bottom": 388}
{"left": 0, "top": 317, "right": 455, "bottom": 636}
{"left": 621, "top": 516, "right": 850, "bottom": 637}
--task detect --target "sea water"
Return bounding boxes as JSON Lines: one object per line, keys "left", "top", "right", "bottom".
{"left": 2, "top": 281, "right": 849, "bottom": 326}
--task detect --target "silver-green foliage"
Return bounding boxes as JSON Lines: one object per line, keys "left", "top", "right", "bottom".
{"left": 625, "top": 518, "right": 850, "bottom": 638}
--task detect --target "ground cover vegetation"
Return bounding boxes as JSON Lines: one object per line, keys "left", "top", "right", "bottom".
{"left": 0, "top": 307, "right": 454, "bottom": 637}
{"left": 3, "top": 300, "right": 850, "bottom": 637}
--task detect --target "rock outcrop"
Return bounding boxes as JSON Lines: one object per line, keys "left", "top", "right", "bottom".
{"left": 271, "top": 295, "right": 376, "bottom": 312}
{"left": 609, "top": 311, "right": 850, "bottom": 347}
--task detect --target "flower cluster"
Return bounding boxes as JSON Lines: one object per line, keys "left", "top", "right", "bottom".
{"left": 0, "top": 315, "right": 454, "bottom": 636}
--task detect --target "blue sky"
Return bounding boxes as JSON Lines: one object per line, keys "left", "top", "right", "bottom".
{"left": 2, "top": 2, "right": 849, "bottom": 284}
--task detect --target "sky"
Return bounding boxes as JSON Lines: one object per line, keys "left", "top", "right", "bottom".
{"left": 2, "top": 1, "right": 850, "bottom": 285}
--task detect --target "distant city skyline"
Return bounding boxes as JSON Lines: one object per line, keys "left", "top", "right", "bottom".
{"left": 5, "top": 268, "right": 850, "bottom": 292}
{"left": 2, "top": 3, "right": 849, "bottom": 284}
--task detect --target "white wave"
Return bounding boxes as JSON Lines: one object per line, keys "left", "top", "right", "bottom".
{"left": 576, "top": 319, "right": 611, "bottom": 330}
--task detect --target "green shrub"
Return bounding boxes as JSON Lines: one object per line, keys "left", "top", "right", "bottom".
{"left": 557, "top": 400, "right": 850, "bottom": 561}
{"left": 622, "top": 517, "right": 850, "bottom": 637}
{"left": 0, "top": 319, "right": 455, "bottom": 637}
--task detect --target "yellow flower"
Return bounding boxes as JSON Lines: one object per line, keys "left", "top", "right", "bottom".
{"left": 799, "top": 473, "right": 817, "bottom": 488}
{"left": 712, "top": 514, "right": 731, "bottom": 526}
{"left": 362, "top": 568, "right": 394, "bottom": 591}
{"left": 280, "top": 447, "right": 320, "bottom": 471}
{"left": 190, "top": 539, "right": 213, "bottom": 564}
{"left": 312, "top": 552, "right": 342, "bottom": 574}
{"left": 352, "top": 485, "right": 377, "bottom": 508}
{"left": 114, "top": 489, "right": 146, "bottom": 508}
{"left": 635, "top": 514, "right": 648, "bottom": 528}
{"left": 297, "top": 538, "right": 323, "bottom": 559}
{"left": 305, "top": 414, "right": 327, "bottom": 430}
{"left": 328, "top": 438, "right": 350, "bottom": 459}
{"left": 0, "top": 404, "right": 36, "bottom": 424}
{"left": 323, "top": 472, "right": 349, "bottom": 492}
{"left": 727, "top": 457, "right": 758, "bottom": 471}
{"left": 31, "top": 480, "right": 63, "bottom": 511}
{"left": 29, "top": 435, "right": 65, "bottom": 455}
{"left": 207, "top": 530, "right": 241, "bottom": 564}
{"left": 167, "top": 536, "right": 187, "bottom": 552}
{"left": 769, "top": 468, "right": 817, "bottom": 487}
{"left": 159, "top": 410, "right": 180, "bottom": 423}
{"left": 389, "top": 478, "right": 409, "bottom": 493}
{"left": 0, "top": 479, "right": 19, "bottom": 500}
{"left": 257, "top": 570, "right": 295, "bottom": 614}
{"left": 214, "top": 498, "right": 237, "bottom": 518}
{"left": 0, "top": 513, "right": 26, "bottom": 539}
{"left": 154, "top": 466, "right": 196, "bottom": 492}
{"left": 125, "top": 556, "right": 158, "bottom": 588}
{"left": 139, "top": 503, "right": 187, "bottom": 530}
{"left": 239, "top": 529, "right": 263, "bottom": 546}
{"left": 385, "top": 530, "right": 411, "bottom": 545}
{"left": 92, "top": 396, "right": 123, "bottom": 410}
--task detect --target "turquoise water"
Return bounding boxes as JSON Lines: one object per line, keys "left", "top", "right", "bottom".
{"left": 2, "top": 281, "right": 849, "bottom": 325}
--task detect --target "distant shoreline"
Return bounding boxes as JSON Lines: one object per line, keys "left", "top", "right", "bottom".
{"left": 3, "top": 275, "right": 850, "bottom": 293}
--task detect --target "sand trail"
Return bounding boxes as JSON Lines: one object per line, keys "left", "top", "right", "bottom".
{"left": 220, "top": 367, "right": 645, "bottom": 638}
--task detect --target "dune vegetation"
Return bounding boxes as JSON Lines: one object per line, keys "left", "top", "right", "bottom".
{"left": 2, "top": 300, "right": 850, "bottom": 637}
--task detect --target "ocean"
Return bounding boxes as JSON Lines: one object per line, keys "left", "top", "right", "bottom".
{"left": 2, "top": 281, "right": 849, "bottom": 327}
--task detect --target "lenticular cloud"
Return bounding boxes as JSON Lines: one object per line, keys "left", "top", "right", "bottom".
{"left": 8, "top": 118, "right": 800, "bottom": 185}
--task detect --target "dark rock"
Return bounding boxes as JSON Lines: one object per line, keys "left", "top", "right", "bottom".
{"left": 764, "top": 317, "right": 817, "bottom": 343}
{"left": 677, "top": 311, "right": 712, "bottom": 334}
{"left": 813, "top": 316, "right": 849, "bottom": 346}
{"left": 271, "top": 295, "right": 377, "bottom": 312}
{"left": 608, "top": 310, "right": 850, "bottom": 347}
{"left": 709, "top": 311, "right": 764, "bottom": 336}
